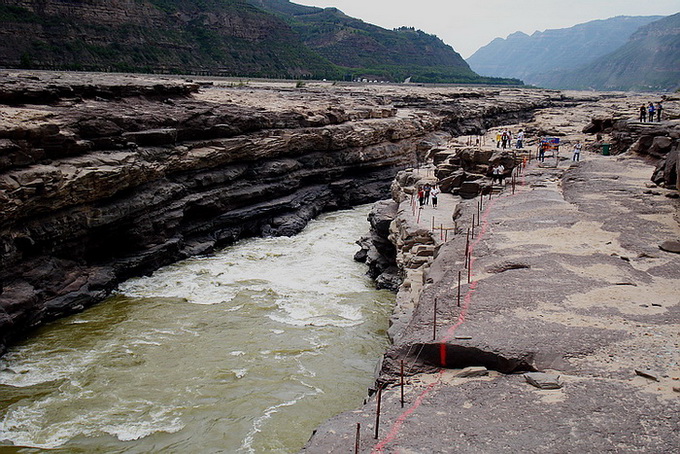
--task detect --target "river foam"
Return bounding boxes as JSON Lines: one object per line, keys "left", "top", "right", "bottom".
{"left": 0, "top": 206, "right": 394, "bottom": 453}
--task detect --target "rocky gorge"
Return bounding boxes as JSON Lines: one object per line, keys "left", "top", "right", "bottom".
{"left": 0, "top": 71, "right": 557, "bottom": 356}
{"left": 1, "top": 71, "right": 678, "bottom": 452}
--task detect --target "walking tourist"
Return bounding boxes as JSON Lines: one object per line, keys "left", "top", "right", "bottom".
{"left": 417, "top": 187, "right": 425, "bottom": 206}
{"left": 431, "top": 185, "right": 440, "bottom": 208}
{"left": 516, "top": 129, "right": 524, "bottom": 149}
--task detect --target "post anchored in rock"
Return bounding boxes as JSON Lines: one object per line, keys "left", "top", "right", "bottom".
{"left": 432, "top": 216, "right": 435, "bottom": 231}
{"left": 465, "top": 229, "right": 470, "bottom": 269}
{"left": 355, "top": 423, "right": 361, "bottom": 454}
{"left": 471, "top": 216, "right": 476, "bottom": 239}
{"left": 457, "top": 270, "right": 462, "bottom": 307}
{"left": 374, "top": 384, "right": 384, "bottom": 439}
{"left": 400, "top": 360, "right": 405, "bottom": 408}
{"left": 440, "top": 223, "right": 444, "bottom": 241}
{"left": 432, "top": 297, "right": 438, "bottom": 340}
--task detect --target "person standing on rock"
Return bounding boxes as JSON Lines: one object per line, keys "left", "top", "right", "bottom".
{"left": 496, "top": 132, "right": 501, "bottom": 148}
{"left": 639, "top": 105, "right": 647, "bottom": 122}
{"left": 648, "top": 103, "right": 655, "bottom": 122}
{"left": 492, "top": 163, "right": 504, "bottom": 184}
{"left": 417, "top": 186, "right": 425, "bottom": 206}
{"left": 572, "top": 141, "right": 582, "bottom": 162}
{"left": 656, "top": 102, "right": 663, "bottom": 122}
{"left": 431, "top": 185, "right": 440, "bottom": 208}
{"left": 538, "top": 141, "right": 547, "bottom": 162}
{"left": 501, "top": 131, "right": 508, "bottom": 149}
{"left": 424, "top": 183, "right": 432, "bottom": 205}
{"left": 516, "top": 129, "right": 524, "bottom": 149}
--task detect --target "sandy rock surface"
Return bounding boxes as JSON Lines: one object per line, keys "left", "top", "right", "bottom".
{"left": 303, "top": 91, "right": 679, "bottom": 453}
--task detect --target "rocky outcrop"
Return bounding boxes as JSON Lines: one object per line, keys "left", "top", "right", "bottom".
{"left": 0, "top": 73, "right": 442, "bottom": 354}
{"left": 0, "top": 73, "right": 560, "bottom": 355}
{"left": 354, "top": 200, "right": 400, "bottom": 290}
{"left": 591, "top": 115, "right": 680, "bottom": 189}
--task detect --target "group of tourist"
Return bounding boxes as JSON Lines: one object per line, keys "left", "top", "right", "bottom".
{"left": 417, "top": 183, "right": 440, "bottom": 208}
{"left": 639, "top": 102, "right": 663, "bottom": 122}
{"left": 495, "top": 129, "right": 524, "bottom": 149}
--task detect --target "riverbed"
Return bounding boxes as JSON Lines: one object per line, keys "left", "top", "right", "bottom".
{"left": 0, "top": 205, "right": 393, "bottom": 453}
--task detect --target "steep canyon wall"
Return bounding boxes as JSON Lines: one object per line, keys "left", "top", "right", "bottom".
{"left": 0, "top": 73, "right": 560, "bottom": 354}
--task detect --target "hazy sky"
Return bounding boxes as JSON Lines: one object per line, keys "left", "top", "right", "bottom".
{"left": 294, "top": 0, "right": 679, "bottom": 58}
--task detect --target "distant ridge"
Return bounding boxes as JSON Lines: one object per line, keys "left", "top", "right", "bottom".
{"left": 545, "top": 13, "right": 680, "bottom": 91}
{"left": 467, "top": 15, "right": 664, "bottom": 89}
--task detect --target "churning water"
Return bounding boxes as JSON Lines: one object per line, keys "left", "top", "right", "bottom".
{"left": 0, "top": 206, "right": 394, "bottom": 453}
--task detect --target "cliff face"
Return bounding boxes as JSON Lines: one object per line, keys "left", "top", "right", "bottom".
{"left": 0, "top": 72, "right": 558, "bottom": 355}
{"left": 0, "top": 0, "right": 337, "bottom": 77}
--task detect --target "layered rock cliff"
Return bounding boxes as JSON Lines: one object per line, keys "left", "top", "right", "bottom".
{"left": 0, "top": 72, "right": 563, "bottom": 355}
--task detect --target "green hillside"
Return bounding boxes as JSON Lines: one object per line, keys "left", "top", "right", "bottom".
{"left": 0, "top": 0, "right": 521, "bottom": 84}
{"left": 0, "top": 0, "right": 341, "bottom": 78}
{"left": 250, "top": 0, "right": 521, "bottom": 84}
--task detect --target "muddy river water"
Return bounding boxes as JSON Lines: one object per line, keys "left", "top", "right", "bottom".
{"left": 0, "top": 206, "right": 393, "bottom": 453}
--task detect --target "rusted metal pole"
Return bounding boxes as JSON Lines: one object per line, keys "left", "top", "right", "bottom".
{"left": 465, "top": 229, "right": 470, "bottom": 268}
{"left": 374, "top": 385, "right": 383, "bottom": 439}
{"left": 432, "top": 216, "right": 435, "bottom": 231}
{"left": 440, "top": 224, "right": 444, "bottom": 241}
{"left": 433, "top": 297, "right": 438, "bottom": 340}
{"left": 400, "top": 360, "right": 405, "bottom": 408}
{"left": 355, "top": 423, "right": 361, "bottom": 454}
{"left": 471, "top": 216, "right": 475, "bottom": 239}
{"left": 468, "top": 257, "right": 472, "bottom": 283}
{"left": 457, "top": 271, "right": 462, "bottom": 307}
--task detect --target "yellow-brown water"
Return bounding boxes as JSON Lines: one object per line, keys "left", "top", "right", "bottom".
{"left": 0, "top": 206, "right": 394, "bottom": 453}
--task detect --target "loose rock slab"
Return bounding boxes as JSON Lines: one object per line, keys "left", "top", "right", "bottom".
{"left": 525, "top": 372, "right": 562, "bottom": 390}
{"left": 659, "top": 240, "right": 680, "bottom": 254}
{"left": 456, "top": 366, "right": 489, "bottom": 378}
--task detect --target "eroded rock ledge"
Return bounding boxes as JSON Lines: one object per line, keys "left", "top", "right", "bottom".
{"left": 0, "top": 72, "right": 560, "bottom": 354}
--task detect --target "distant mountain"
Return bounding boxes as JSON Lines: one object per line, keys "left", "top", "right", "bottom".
{"left": 544, "top": 13, "right": 680, "bottom": 91}
{"left": 0, "top": 0, "right": 521, "bottom": 84}
{"left": 467, "top": 16, "right": 663, "bottom": 87}
{"left": 249, "top": 0, "right": 511, "bottom": 84}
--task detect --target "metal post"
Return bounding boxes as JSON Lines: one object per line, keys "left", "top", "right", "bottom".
{"left": 355, "top": 423, "right": 361, "bottom": 454}
{"left": 465, "top": 229, "right": 470, "bottom": 268}
{"left": 400, "top": 360, "right": 405, "bottom": 408}
{"left": 374, "top": 385, "right": 383, "bottom": 439}
{"left": 433, "top": 297, "right": 438, "bottom": 340}
{"left": 457, "top": 271, "right": 462, "bottom": 307}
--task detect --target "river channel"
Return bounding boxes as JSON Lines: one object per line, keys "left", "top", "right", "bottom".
{"left": 0, "top": 205, "right": 394, "bottom": 453}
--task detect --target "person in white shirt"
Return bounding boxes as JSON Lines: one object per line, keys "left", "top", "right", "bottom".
{"left": 430, "top": 185, "right": 440, "bottom": 208}
{"left": 516, "top": 130, "right": 525, "bottom": 149}
{"left": 572, "top": 142, "right": 582, "bottom": 162}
